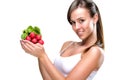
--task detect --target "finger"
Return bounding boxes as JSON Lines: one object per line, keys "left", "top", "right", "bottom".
{"left": 23, "top": 40, "right": 42, "bottom": 51}
{"left": 20, "top": 40, "right": 32, "bottom": 53}
{"left": 23, "top": 40, "right": 43, "bottom": 48}
{"left": 24, "top": 42, "right": 34, "bottom": 51}
{"left": 22, "top": 40, "right": 38, "bottom": 50}
{"left": 36, "top": 43, "right": 43, "bottom": 47}
{"left": 22, "top": 40, "right": 35, "bottom": 47}
{"left": 20, "top": 40, "right": 26, "bottom": 50}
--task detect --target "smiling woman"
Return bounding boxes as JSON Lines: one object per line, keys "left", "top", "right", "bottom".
{"left": 20, "top": 0, "right": 105, "bottom": 80}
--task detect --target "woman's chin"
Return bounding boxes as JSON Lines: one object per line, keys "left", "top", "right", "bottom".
{"left": 78, "top": 36, "right": 85, "bottom": 40}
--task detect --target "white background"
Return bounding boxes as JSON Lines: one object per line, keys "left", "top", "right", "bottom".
{"left": 0, "top": 0, "right": 120, "bottom": 80}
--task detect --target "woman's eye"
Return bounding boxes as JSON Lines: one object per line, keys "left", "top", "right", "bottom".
{"left": 70, "top": 21, "right": 75, "bottom": 25}
{"left": 79, "top": 19, "right": 85, "bottom": 23}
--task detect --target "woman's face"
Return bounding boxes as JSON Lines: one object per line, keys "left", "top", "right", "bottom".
{"left": 70, "top": 7, "right": 95, "bottom": 40}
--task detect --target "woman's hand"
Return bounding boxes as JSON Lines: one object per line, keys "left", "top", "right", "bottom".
{"left": 20, "top": 40, "right": 46, "bottom": 58}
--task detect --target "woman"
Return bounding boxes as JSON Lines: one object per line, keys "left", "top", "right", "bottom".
{"left": 20, "top": 0, "right": 105, "bottom": 80}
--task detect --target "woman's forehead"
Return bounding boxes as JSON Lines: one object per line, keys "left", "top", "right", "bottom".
{"left": 70, "top": 7, "right": 90, "bottom": 20}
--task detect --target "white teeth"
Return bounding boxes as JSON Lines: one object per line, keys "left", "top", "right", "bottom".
{"left": 77, "top": 29, "right": 84, "bottom": 35}
{"left": 78, "top": 31, "right": 84, "bottom": 35}
{"left": 78, "top": 32, "right": 83, "bottom": 34}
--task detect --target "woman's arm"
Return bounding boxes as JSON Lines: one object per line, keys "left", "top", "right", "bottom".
{"left": 38, "top": 41, "right": 73, "bottom": 80}
{"left": 20, "top": 40, "right": 104, "bottom": 80}
{"left": 38, "top": 58, "right": 52, "bottom": 80}
{"left": 39, "top": 54, "right": 65, "bottom": 80}
{"left": 39, "top": 46, "right": 104, "bottom": 80}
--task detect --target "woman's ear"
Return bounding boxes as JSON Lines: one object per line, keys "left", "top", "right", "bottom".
{"left": 93, "top": 13, "right": 98, "bottom": 24}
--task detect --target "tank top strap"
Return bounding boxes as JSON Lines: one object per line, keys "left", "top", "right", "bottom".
{"left": 59, "top": 41, "right": 74, "bottom": 55}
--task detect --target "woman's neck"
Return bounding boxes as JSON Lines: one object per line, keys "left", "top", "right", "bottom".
{"left": 81, "top": 29, "right": 97, "bottom": 48}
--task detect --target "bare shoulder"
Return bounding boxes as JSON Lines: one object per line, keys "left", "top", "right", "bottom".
{"left": 83, "top": 45, "right": 104, "bottom": 68}
{"left": 60, "top": 41, "right": 73, "bottom": 51}
{"left": 63, "top": 41, "right": 73, "bottom": 45}
{"left": 66, "top": 46, "right": 104, "bottom": 79}
{"left": 86, "top": 45, "right": 104, "bottom": 57}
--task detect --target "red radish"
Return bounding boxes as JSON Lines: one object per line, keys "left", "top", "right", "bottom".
{"left": 38, "top": 39, "right": 44, "bottom": 45}
{"left": 31, "top": 38, "right": 37, "bottom": 44}
{"left": 29, "top": 32, "right": 36, "bottom": 39}
{"left": 36, "top": 35, "right": 42, "bottom": 40}
{"left": 25, "top": 36, "right": 31, "bottom": 41}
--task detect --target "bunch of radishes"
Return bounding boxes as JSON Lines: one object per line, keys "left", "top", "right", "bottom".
{"left": 21, "top": 25, "right": 44, "bottom": 45}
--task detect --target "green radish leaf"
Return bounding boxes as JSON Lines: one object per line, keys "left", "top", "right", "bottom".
{"left": 34, "top": 26, "right": 41, "bottom": 34}
{"left": 21, "top": 33, "right": 28, "bottom": 39}
{"left": 27, "top": 28, "right": 34, "bottom": 34}
{"left": 27, "top": 25, "right": 34, "bottom": 34}
{"left": 27, "top": 25, "right": 33, "bottom": 30}
{"left": 23, "top": 29, "right": 28, "bottom": 33}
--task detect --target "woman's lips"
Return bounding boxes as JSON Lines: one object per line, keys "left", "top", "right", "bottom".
{"left": 77, "top": 30, "right": 84, "bottom": 35}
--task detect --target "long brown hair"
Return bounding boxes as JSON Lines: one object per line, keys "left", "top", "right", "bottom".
{"left": 67, "top": 0, "right": 105, "bottom": 49}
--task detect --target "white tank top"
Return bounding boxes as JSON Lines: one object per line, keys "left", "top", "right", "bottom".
{"left": 54, "top": 42, "right": 97, "bottom": 80}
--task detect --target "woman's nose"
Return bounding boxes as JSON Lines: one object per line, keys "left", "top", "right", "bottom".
{"left": 75, "top": 22, "right": 81, "bottom": 29}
